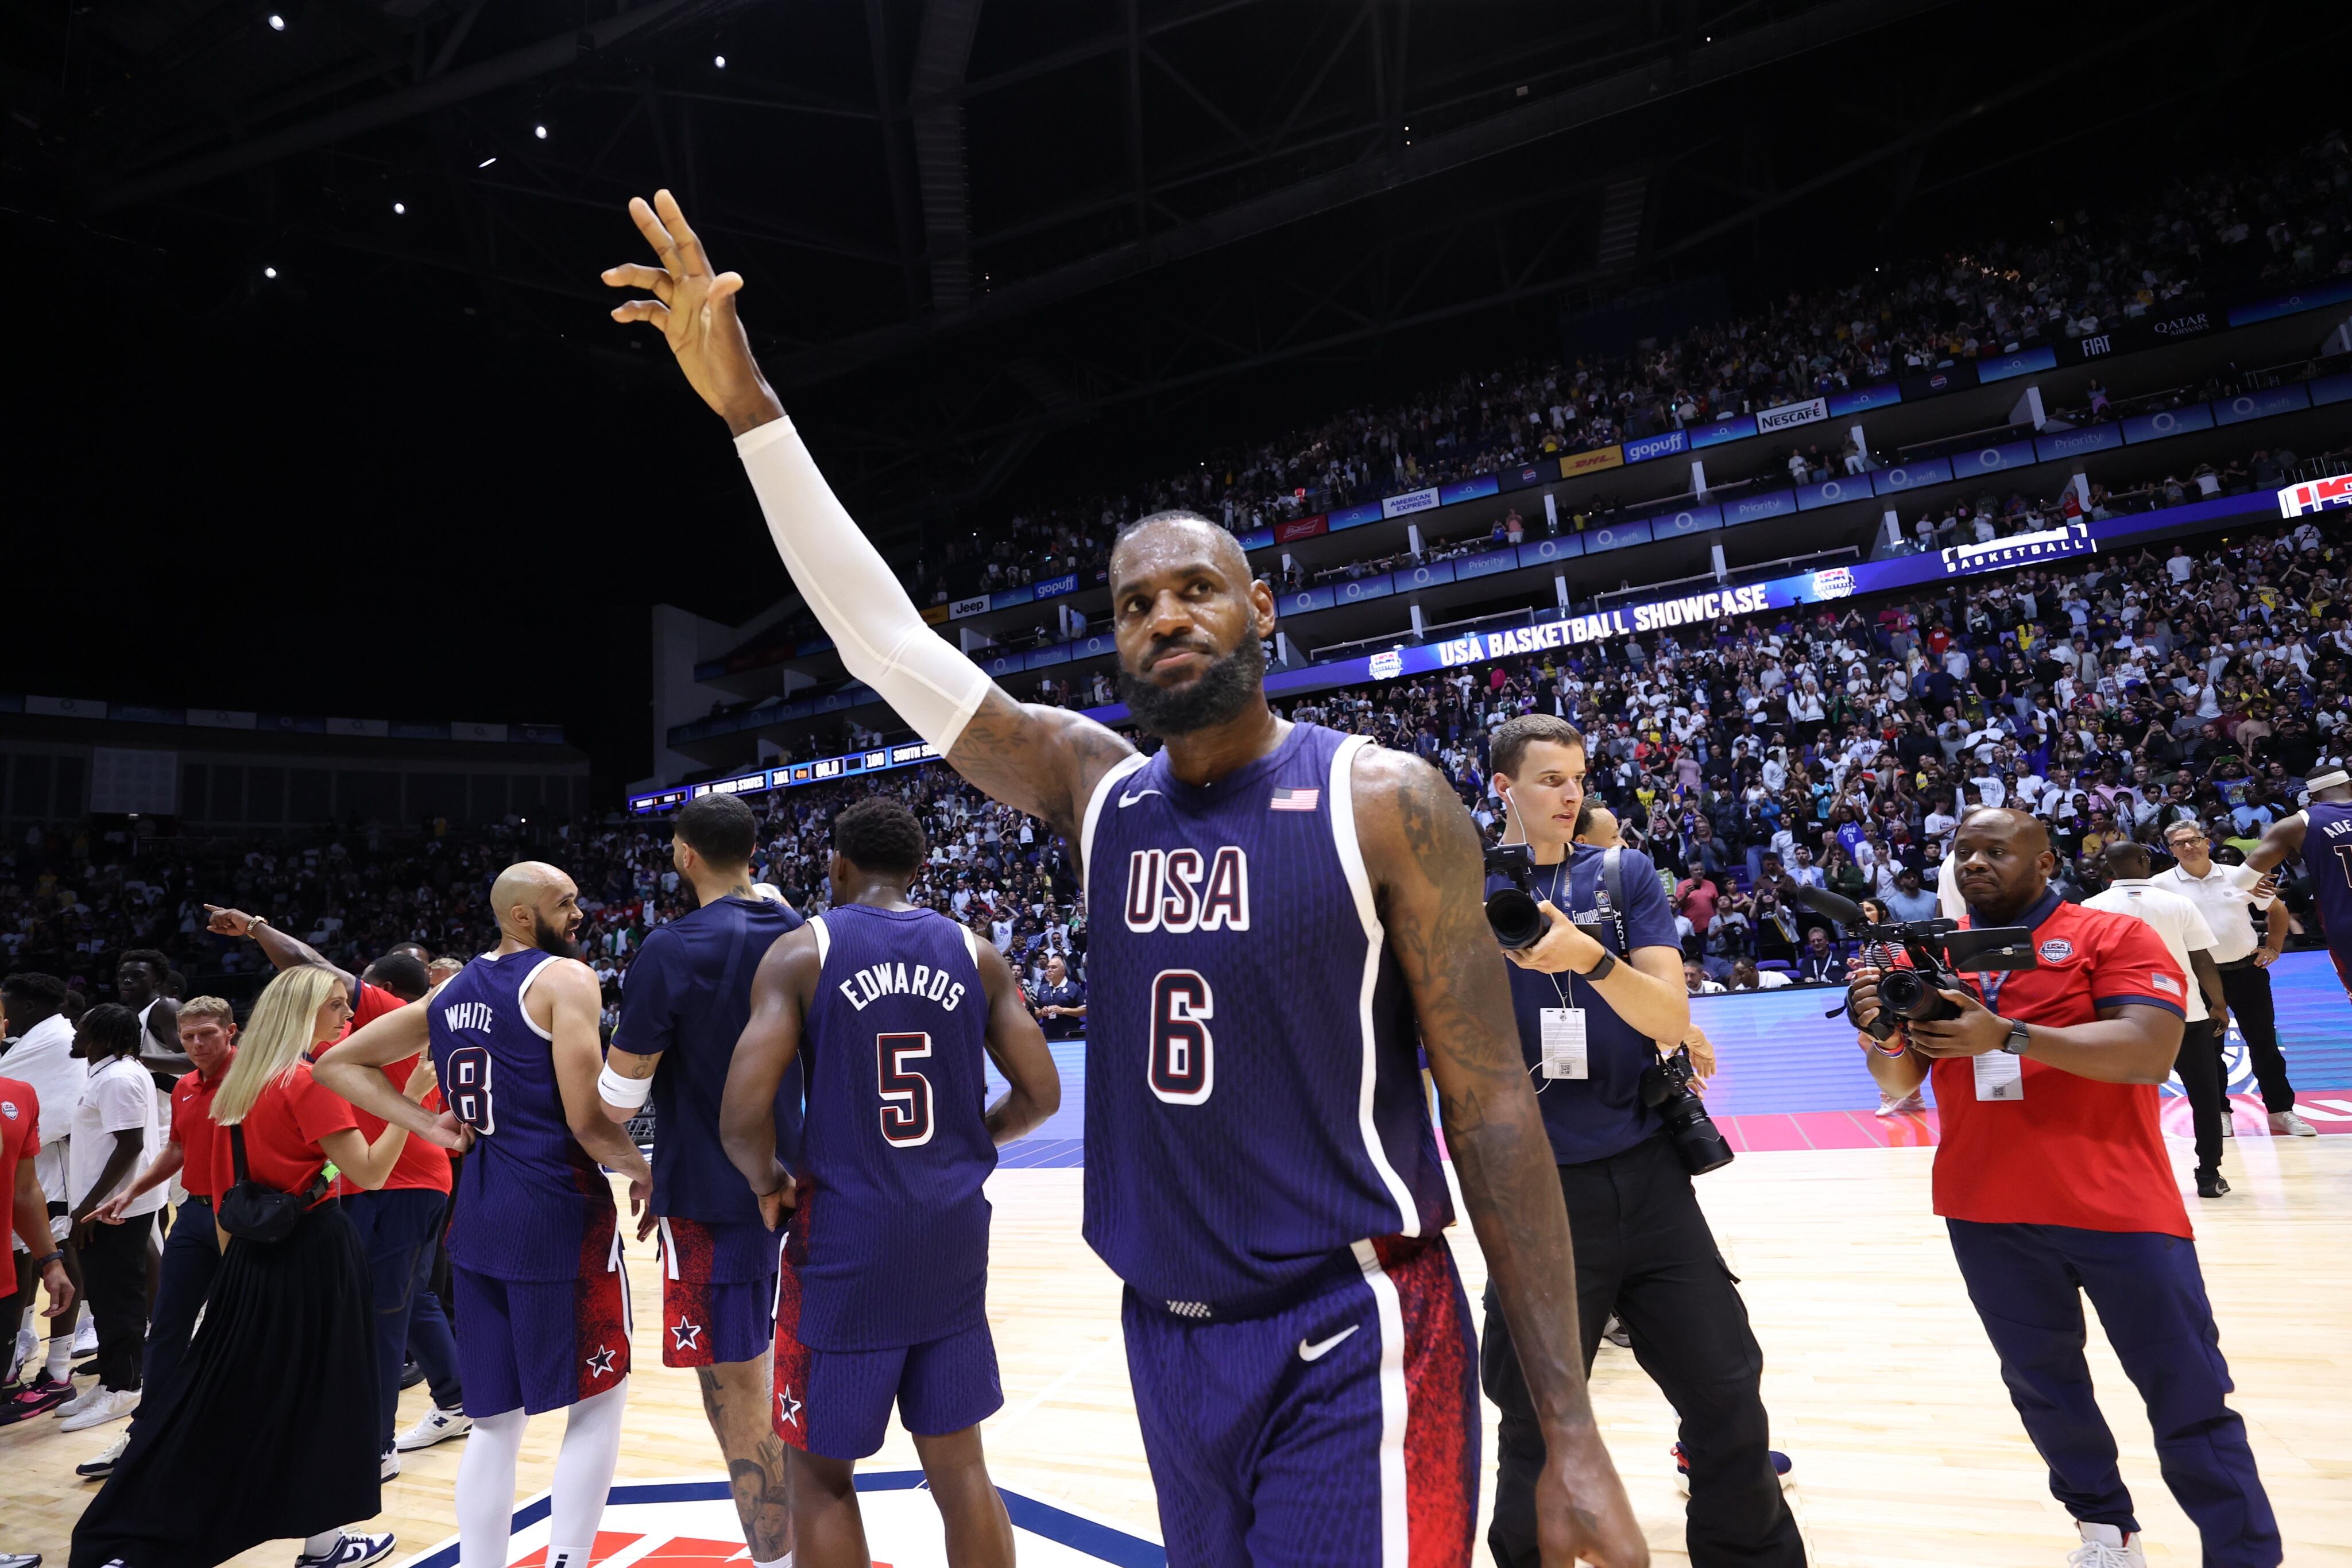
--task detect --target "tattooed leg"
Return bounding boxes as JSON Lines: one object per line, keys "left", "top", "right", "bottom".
{"left": 698, "top": 1356, "right": 793, "bottom": 1561}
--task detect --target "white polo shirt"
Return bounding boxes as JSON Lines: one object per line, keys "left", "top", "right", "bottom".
{"left": 2158, "top": 861, "right": 2265, "bottom": 965}
{"left": 2082, "top": 878, "right": 2218, "bottom": 1023}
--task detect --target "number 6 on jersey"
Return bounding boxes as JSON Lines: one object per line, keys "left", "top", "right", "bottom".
{"left": 1150, "top": 969, "right": 1214, "bottom": 1105}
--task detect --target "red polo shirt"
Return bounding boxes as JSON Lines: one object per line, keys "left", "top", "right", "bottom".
{"left": 1931, "top": 890, "right": 2192, "bottom": 1238}
{"left": 218, "top": 1064, "right": 357, "bottom": 1198}
{"left": 314, "top": 982, "right": 452, "bottom": 1199}
{"left": 170, "top": 1063, "right": 233, "bottom": 1201}
{"left": 0, "top": 1077, "right": 40, "bottom": 1256}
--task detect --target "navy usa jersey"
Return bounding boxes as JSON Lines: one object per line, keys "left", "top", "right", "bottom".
{"left": 615, "top": 894, "right": 807, "bottom": 1224}
{"left": 2300, "top": 802, "right": 2352, "bottom": 949}
{"left": 429, "top": 950, "right": 618, "bottom": 1282}
{"left": 1080, "top": 722, "right": 1453, "bottom": 1314}
{"left": 791, "top": 903, "right": 995, "bottom": 1352}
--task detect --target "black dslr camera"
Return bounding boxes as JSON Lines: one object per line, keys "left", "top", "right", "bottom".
{"left": 1790, "top": 886, "right": 2039, "bottom": 1040}
{"left": 1483, "top": 843, "right": 1616, "bottom": 950}
{"left": 1641, "top": 1047, "right": 1734, "bottom": 1174}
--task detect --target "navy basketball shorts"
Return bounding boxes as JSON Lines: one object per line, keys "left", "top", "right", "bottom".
{"left": 656, "top": 1216, "right": 781, "bottom": 1367}
{"left": 769, "top": 1255, "right": 1003, "bottom": 1461}
{"left": 1122, "top": 1234, "right": 1478, "bottom": 1568}
{"left": 451, "top": 1234, "right": 632, "bottom": 1416}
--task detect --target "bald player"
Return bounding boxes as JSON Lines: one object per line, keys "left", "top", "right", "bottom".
{"left": 316, "top": 863, "right": 650, "bottom": 1568}
{"left": 2245, "top": 763, "right": 2352, "bottom": 995}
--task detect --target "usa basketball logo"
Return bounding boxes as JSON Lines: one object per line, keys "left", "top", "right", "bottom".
{"left": 397, "top": 1478, "right": 1164, "bottom": 1568}
{"left": 2038, "top": 939, "right": 2074, "bottom": 963}
{"left": 0, "top": 1100, "right": 17, "bottom": 1120}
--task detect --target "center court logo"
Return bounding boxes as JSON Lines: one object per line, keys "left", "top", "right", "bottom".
{"left": 399, "top": 1478, "right": 1165, "bottom": 1568}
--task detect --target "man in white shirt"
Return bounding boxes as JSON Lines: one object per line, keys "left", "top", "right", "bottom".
{"left": 63, "top": 1004, "right": 164, "bottom": 1431}
{"left": 1, "top": 970, "right": 85, "bottom": 1399}
{"left": 2158, "top": 819, "right": 2309, "bottom": 1138}
{"left": 2084, "top": 842, "right": 2232, "bottom": 1198}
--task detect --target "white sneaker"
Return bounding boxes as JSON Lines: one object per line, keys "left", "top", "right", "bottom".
{"left": 380, "top": 1449, "right": 401, "bottom": 1481}
{"left": 76, "top": 1430, "right": 129, "bottom": 1481}
{"left": 1877, "top": 1089, "right": 1925, "bottom": 1117}
{"left": 2269, "top": 1110, "right": 2318, "bottom": 1137}
{"left": 394, "top": 1406, "right": 473, "bottom": 1451}
{"left": 56, "top": 1385, "right": 138, "bottom": 1433}
{"left": 7, "top": 1325, "right": 35, "bottom": 1387}
{"left": 2067, "top": 1521, "right": 2146, "bottom": 1566}
{"left": 69, "top": 1321, "right": 97, "bottom": 1358}
{"left": 294, "top": 1534, "right": 396, "bottom": 1568}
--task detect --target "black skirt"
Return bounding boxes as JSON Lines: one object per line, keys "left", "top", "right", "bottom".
{"left": 72, "top": 1201, "right": 381, "bottom": 1568}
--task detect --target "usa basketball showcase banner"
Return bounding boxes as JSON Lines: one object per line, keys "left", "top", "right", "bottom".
{"left": 2278, "top": 470, "right": 2352, "bottom": 517}
{"left": 400, "top": 1477, "right": 1166, "bottom": 1568}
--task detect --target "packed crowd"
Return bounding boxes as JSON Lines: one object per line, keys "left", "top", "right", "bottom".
{"left": 867, "top": 130, "right": 2352, "bottom": 618}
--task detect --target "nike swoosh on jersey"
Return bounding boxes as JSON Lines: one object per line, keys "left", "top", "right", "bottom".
{"left": 1119, "top": 788, "right": 1164, "bottom": 807}
{"left": 1298, "top": 1324, "right": 1360, "bottom": 1362}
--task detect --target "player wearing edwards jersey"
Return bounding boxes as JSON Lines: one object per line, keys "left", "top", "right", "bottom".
{"left": 598, "top": 793, "right": 804, "bottom": 1568}
{"left": 616, "top": 185, "right": 1643, "bottom": 1568}
{"left": 316, "top": 863, "right": 653, "bottom": 1568}
{"left": 720, "top": 796, "right": 1061, "bottom": 1568}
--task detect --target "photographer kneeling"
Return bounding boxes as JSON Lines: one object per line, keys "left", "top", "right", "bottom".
{"left": 1481, "top": 715, "right": 1806, "bottom": 1568}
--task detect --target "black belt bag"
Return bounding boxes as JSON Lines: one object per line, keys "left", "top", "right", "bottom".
{"left": 216, "top": 1124, "right": 328, "bottom": 1243}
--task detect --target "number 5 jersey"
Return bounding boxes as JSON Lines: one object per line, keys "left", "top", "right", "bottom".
{"left": 427, "top": 948, "right": 620, "bottom": 1283}
{"left": 792, "top": 903, "right": 997, "bottom": 1352}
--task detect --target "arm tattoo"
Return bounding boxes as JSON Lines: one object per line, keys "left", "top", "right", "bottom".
{"left": 947, "top": 688, "right": 1136, "bottom": 847}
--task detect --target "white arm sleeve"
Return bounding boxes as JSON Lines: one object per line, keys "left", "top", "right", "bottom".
{"left": 736, "top": 416, "right": 995, "bottom": 750}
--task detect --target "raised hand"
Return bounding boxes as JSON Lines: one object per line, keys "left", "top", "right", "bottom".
{"left": 205, "top": 904, "right": 256, "bottom": 936}
{"left": 602, "top": 189, "right": 783, "bottom": 435}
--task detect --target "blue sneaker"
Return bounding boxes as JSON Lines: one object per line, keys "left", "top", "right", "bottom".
{"left": 293, "top": 1535, "right": 396, "bottom": 1568}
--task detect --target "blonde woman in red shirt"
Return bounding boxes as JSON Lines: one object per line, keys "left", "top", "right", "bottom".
{"left": 72, "top": 964, "right": 460, "bottom": 1568}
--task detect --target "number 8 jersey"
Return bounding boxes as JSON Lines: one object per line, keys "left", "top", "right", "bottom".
{"left": 428, "top": 948, "right": 619, "bottom": 1282}
{"left": 793, "top": 903, "right": 996, "bottom": 1352}
{"left": 1080, "top": 722, "right": 1454, "bottom": 1315}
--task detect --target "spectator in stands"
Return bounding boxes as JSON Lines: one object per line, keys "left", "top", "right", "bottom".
{"left": 1031, "top": 954, "right": 1085, "bottom": 1041}
{"left": 1796, "top": 929, "right": 1848, "bottom": 987}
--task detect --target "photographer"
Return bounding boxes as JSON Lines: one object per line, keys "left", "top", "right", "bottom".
{"left": 1480, "top": 715, "right": 1805, "bottom": 1568}
{"left": 1845, "top": 807, "right": 2278, "bottom": 1568}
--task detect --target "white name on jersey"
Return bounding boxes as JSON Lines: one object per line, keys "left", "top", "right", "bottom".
{"left": 441, "top": 1000, "right": 496, "bottom": 1032}
{"left": 838, "top": 962, "right": 968, "bottom": 1013}
{"left": 1123, "top": 846, "right": 1251, "bottom": 934}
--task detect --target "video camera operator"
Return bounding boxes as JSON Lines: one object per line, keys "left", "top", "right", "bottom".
{"left": 1844, "top": 807, "right": 2278, "bottom": 1568}
{"left": 1480, "top": 715, "right": 1805, "bottom": 1568}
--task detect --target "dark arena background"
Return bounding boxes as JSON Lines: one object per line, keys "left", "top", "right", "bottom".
{"left": 5, "top": 1, "right": 2352, "bottom": 1565}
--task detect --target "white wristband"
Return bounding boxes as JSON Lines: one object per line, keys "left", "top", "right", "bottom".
{"left": 598, "top": 1062, "right": 653, "bottom": 1111}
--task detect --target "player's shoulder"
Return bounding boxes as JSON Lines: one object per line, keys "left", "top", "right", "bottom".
{"left": 531, "top": 954, "right": 603, "bottom": 994}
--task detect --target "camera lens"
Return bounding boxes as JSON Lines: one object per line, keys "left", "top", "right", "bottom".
{"left": 1878, "top": 969, "right": 1928, "bottom": 1017}
{"left": 1485, "top": 886, "right": 1547, "bottom": 950}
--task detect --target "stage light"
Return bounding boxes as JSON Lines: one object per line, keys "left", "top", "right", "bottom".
{"left": 534, "top": 124, "right": 548, "bottom": 140}
{"left": 478, "top": 156, "right": 497, "bottom": 168}
{"left": 264, "top": 266, "right": 278, "bottom": 278}
{"left": 713, "top": 54, "right": 726, "bottom": 68}
{"left": 392, "top": 201, "right": 406, "bottom": 215}
{"left": 267, "top": 13, "right": 285, "bottom": 29}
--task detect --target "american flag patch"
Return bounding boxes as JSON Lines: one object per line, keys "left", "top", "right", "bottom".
{"left": 1268, "top": 787, "right": 1320, "bottom": 812}
{"left": 2151, "top": 973, "right": 2181, "bottom": 995}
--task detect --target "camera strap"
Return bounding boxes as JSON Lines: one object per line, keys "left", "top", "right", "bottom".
{"left": 1596, "top": 846, "right": 1630, "bottom": 954}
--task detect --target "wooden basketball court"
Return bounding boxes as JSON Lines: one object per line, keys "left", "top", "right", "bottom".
{"left": 5, "top": 1130, "right": 2346, "bottom": 1567}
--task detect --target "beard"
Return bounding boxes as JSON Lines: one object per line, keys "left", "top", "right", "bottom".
{"left": 532, "top": 912, "right": 583, "bottom": 961}
{"left": 1117, "top": 631, "right": 1266, "bottom": 737}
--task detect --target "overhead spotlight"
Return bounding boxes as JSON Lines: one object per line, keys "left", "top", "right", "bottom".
{"left": 264, "top": 266, "right": 278, "bottom": 278}
{"left": 534, "top": 123, "right": 548, "bottom": 140}
{"left": 478, "top": 155, "right": 497, "bottom": 168}
{"left": 713, "top": 53, "right": 726, "bottom": 68}
{"left": 267, "top": 13, "right": 285, "bottom": 29}
{"left": 392, "top": 201, "right": 406, "bottom": 215}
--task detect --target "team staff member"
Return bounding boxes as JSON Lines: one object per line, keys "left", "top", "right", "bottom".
{"left": 206, "top": 905, "right": 459, "bottom": 1477}
{"left": 1, "top": 1073, "right": 76, "bottom": 1357}
{"left": 1, "top": 971, "right": 84, "bottom": 1418}
{"left": 73, "top": 964, "right": 450, "bottom": 1568}
{"left": 60, "top": 1005, "right": 164, "bottom": 1435}
{"left": 78, "top": 996, "right": 242, "bottom": 1480}
{"left": 2159, "top": 820, "right": 2311, "bottom": 1138}
{"left": 1029, "top": 954, "right": 1086, "bottom": 1040}
{"left": 2084, "top": 843, "right": 2232, "bottom": 1199}
{"left": 1480, "top": 715, "right": 1806, "bottom": 1568}
{"left": 1848, "top": 807, "right": 2278, "bottom": 1568}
